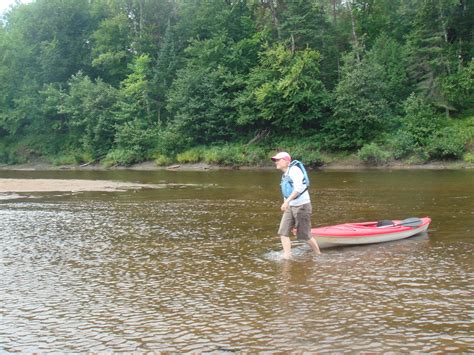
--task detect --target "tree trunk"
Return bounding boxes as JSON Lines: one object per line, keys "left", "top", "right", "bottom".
{"left": 268, "top": 0, "right": 281, "bottom": 40}
{"left": 348, "top": 1, "right": 361, "bottom": 63}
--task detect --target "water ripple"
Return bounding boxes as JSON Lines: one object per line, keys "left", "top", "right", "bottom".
{"left": 1, "top": 181, "right": 473, "bottom": 352}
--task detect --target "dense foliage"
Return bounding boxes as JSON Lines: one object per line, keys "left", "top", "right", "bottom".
{"left": 0, "top": 0, "right": 472, "bottom": 166}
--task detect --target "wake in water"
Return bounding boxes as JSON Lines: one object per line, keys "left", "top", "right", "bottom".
{"left": 263, "top": 243, "right": 323, "bottom": 262}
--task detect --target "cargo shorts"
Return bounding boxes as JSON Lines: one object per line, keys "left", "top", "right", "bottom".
{"left": 278, "top": 202, "right": 312, "bottom": 241}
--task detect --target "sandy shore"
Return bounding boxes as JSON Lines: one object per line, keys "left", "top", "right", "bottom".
{"left": 0, "top": 178, "right": 163, "bottom": 193}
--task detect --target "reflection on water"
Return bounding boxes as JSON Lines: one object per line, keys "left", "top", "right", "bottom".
{"left": 0, "top": 169, "right": 473, "bottom": 352}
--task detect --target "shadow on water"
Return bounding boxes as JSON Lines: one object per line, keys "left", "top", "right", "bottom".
{"left": 0, "top": 169, "right": 473, "bottom": 352}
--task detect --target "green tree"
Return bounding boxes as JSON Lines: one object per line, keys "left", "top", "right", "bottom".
{"left": 404, "top": 0, "right": 466, "bottom": 115}
{"left": 5, "top": 0, "right": 96, "bottom": 84}
{"left": 164, "top": 2, "right": 261, "bottom": 146}
{"left": 324, "top": 50, "right": 391, "bottom": 150}
{"left": 166, "top": 34, "right": 246, "bottom": 145}
{"left": 51, "top": 73, "right": 118, "bottom": 159}
{"left": 116, "top": 54, "right": 155, "bottom": 126}
{"left": 239, "top": 44, "right": 330, "bottom": 135}
{"left": 151, "top": 20, "right": 180, "bottom": 125}
{"left": 114, "top": 54, "right": 158, "bottom": 159}
{"left": 91, "top": 12, "right": 133, "bottom": 86}
{"left": 365, "top": 34, "right": 411, "bottom": 114}
{"left": 440, "top": 59, "right": 474, "bottom": 112}
{"left": 279, "top": 0, "right": 341, "bottom": 88}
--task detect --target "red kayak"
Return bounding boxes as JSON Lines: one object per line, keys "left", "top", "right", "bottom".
{"left": 311, "top": 217, "right": 431, "bottom": 249}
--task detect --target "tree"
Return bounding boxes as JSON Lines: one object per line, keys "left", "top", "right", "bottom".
{"left": 324, "top": 49, "right": 391, "bottom": 150}
{"left": 404, "top": 0, "right": 468, "bottom": 116}
{"left": 91, "top": 12, "right": 133, "bottom": 86}
{"left": 238, "top": 44, "right": 330, "bottom": 135}
{"left": 166, "top": 34, "right": 246, "bottom": 145}
{"left": 4, "top": 0, "right": 96, "bottom": 84}
{"left": 114, "top": 54, "right": 158, "bottom": 158}
{"left": 365, "top": 34, "right": 411, "bottom": 114}
{"left": 279, "top": 0, "right": 341, "bottom": 88}
{"left": 51, "top": 72, "right": 118, "bottom": 159}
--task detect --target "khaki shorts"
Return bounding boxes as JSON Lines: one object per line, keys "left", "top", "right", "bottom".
{"left": 278, "top": 203, "right": 313, "bottom": 241}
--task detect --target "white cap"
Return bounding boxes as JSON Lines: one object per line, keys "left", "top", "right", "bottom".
{"left": 271, "top": 151, "right": 291, "bottom": 162}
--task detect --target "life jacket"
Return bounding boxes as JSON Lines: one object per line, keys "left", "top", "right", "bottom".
{"left": 280, "top": 160, "right": 310, "bottom": 199}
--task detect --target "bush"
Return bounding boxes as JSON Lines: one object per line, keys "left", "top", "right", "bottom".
{"left": 293, "top": 148, "right": 325, "bottom": 167}
{"left": 272, "top": 136, "right": 326, "bottom": 167}
{"left": 402, "top": 94, "right": 443, "bottom": 146}
{"left": 202, "top": 147, "right": 221, "bottom": 165}
{"left": 51, "top": 154, "right": 81, "bottom": 166}
{"left": 426, "top": 127, "right": 466, "bottom": 160}
{"left": 463, "top": 152, "right": 474, "bottom": 163}
{"left": 406, "top": 149, "right": 430, "bottom": 164}
{"left": 0, "top": 143, "right": 10, "bottom": 164}
{"left": 358, "top": 143, "right": 391, "bottom": 165}
{"left": 155, "top": 126, "right": 192, "bottom": 156}
{"left": 203, "top": 145, "right": 245, "bottom": 166}
{"left": 50, "top": 150, "right": 93, "bottom": 166}
{"left": 176, "top": 148, "right": 203, "bottom": 163}
{"left": 391, "top": 131, "right": 416, "bottom": 159}
{"left": 154, "top": 154, "right": 172, "bottom": 166}
{"left": 102, "top": 149, "right": 141, "bottom": 167}
{"left": 201, "top": 144, "right": 267, "bottom": 166}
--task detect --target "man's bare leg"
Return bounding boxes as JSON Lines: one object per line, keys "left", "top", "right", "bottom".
{"left": 307, "top": 237, "right": 321, "bottom": 255}
{"left": 280, "top": 235, "right": 292, "bottom": 259}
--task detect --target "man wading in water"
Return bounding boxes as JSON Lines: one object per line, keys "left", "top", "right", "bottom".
{"left": 272, "top": 152, "right": 321, "bottom": 259}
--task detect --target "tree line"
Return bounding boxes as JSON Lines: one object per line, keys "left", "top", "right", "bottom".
{"left": 0, "top": 0, "right": 472, "bottom": 166}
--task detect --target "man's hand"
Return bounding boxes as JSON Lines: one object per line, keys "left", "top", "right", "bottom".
{"left": 280, "top": 201, "right": 290, "bottom": 211}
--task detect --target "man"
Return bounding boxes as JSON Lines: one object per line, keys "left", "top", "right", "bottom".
{"left": 272, "top": 151, "right": 321, "bottom": 259}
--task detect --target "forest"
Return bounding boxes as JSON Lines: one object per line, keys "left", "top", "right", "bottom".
{"left": 0, "top": 0, "right": 472, "bottom": 167}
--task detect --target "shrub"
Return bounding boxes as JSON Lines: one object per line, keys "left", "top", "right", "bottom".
{"left": 114, "top": 120, "right": 159, "bottom": 162}
{"left": 0, "top": 143, "right": 10, "bottom": 164}
{"left": 176, "top": 148, "right": 203, "bottom": 163}
{"left": 154, "top": 154, "right": 172, "bottom": 166}
{"left": 102, "top": 149, "right": 140, "bottom": 167}
{"left": 51, "top": 154, "right": 81, "bottom": 166}
{"left": 463, "top": 153, "right": 474, "bottom": 163}
{"left": 155, "top": 126, "right": 191, "bottom": 156}
{"left": 406, "top": 149, "right": 430, "bottom": 164}
{"left": 200, "top": 144, "right": 267, "bottom": 166}
{"left": 358, "top": 143, "right": 391, "bottom": 165}
{"left": 213, "top": 145, "right": 246, "bottom": 165}
{"left": 402, "top": 94, "right": 443, "bottom": 146}
{"left": 272, "top": 136, "right": 326, "bottom": 167}
{"left": 426, "top": 127, "right": 466, "bottom": 160}
{"left": 50, "top": 150, "right": 93, "bottom": 166}
{"left": 202, "top": 147, "right": 221, "bottom": 165}
{"left": 390, "top": 131, "right": 416, "bottom": 159}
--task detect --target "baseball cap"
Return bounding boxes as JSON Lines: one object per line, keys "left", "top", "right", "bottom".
{"left": 271, "top": 151, "right": 291, "bottom": 162}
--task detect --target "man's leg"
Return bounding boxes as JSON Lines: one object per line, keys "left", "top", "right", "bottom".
{"left": 296, "top": 203, "right": 321, "bottom": 255}
{"left": 280, "top": 235, "right": 292, "bottom": 259}
{"left": 307, "top": 237, "right": 321, "bottom": 255}
{"left": 278, "top": 208, "right": 294, "bottom": 259}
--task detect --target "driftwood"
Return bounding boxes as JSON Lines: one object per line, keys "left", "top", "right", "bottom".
{"left": 245, "top": 129, "right": 270, "bottom": 146}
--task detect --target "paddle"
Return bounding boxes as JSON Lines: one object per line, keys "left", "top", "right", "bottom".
{"left": 378, "top": 217, "right": 424, "bottom": 228}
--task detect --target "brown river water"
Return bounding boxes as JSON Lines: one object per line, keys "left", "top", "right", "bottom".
{"left": 0, "top": 169, "right": 473, "bottom": 352}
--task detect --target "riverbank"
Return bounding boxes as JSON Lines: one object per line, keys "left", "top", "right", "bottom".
{"left": 0, "top": 158, "right": 473, "bottom": 171}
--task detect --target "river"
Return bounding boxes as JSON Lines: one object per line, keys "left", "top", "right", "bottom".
{"left": 0, "top": 169, "right": 473, "bottom": 352}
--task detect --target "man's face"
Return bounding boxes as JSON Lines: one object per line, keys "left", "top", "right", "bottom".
{"left": 274, "top": 158, "right": 289, "bottom": 171}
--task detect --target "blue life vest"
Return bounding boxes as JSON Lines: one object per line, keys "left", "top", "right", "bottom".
{"left": 280, "top": 160, "right": 310, "bottom": 199}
